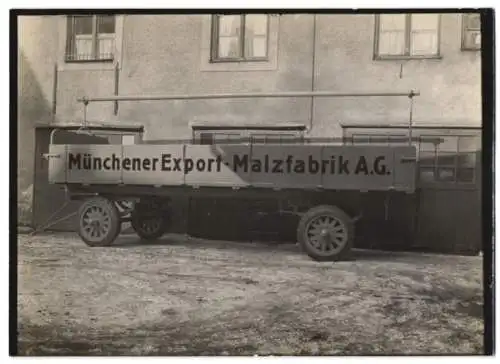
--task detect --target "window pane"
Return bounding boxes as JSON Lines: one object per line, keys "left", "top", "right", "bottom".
{"left": 245, "top": 14, "right": 268, "bottom": 36}
{"left": 411, "top": 14, "right": 439, "bottom": 31}
{"left": 218, "top": 15, "right": 241, "bottom": 36}
{"left": 436, "top": 135, "right": 460, "bottom": 152}
{"left": 280, "top": 134, "right": 303, "bottom": 143}
{"left": 378, "top": 31, "right": 406, "bottom": 55}
{"left": 388, "top": 134, "right": 411, "bottom": 146}
{"left": 199, "top": 133, "right": 214, "bottom": 145}
{"left": 97, "top": 35, "right": 115, "bottom": 59}
{"left": 74, "top": 36, "right": 93, "bottom": 60}
{"left": 463, "top": 30, "right": 481, "bottom": 49}
{"left": 245, "top": 36, "right": 267, "bottom": 58}
{"left": 65, "top": 17, "right": 76, "bottom": 60}
{"left": 411, "top": 31, "right": 438, "bottom": 56}
{"left": 122, "top": 135, "right": 135, "bottom": 145}
{"left": 251, "top": 133, "right": 298, "bottom": 144}
{"left": 214, "top": 133, "right": 243, "bottom": 143}
{"left": 419, "top": 167, "right": 436, "bottom": 182}
{"left": 244, "top": 15, "right": 268, "bottom": 58}
{"left": 465, "top": 13, "right": 481, "bottom": 30}
{"left": 410, "top": 14, "right": 439, "bottom": 56}
{"left": 379, "top": 14, "right": 406, "bottom": 31}
{"left": 351, "top": 135, "right": 365, "bottom": 145}
{"left": 436, "top": 152, "right": 457, "bottom": 167}
{"left": 419, "top": 151, "right": 436, "bottom": 166}
{"left": 97, "top": 15, "right": 115, "bottom": 34}
{"left": 437, "top": 167, "right": 456, "bottom": 182}
{"left": 74, "top": 16, "right": 93, "bottom": 35}
{"left": 378, "top": 14, "right": 406, "bottom": 56}
{"left": 218, "top": 36, "right": 241, "bottom": 58}
{"left": 351, "top": 134, "right": 372, "bottom": 144}
{"left": 251, "top": 135, "right": 267, "bottom": 143}
{"left": 458, "top": 135, "right": 481, "bottom": 152}
{"left": 457, "top": 152, "right": 477, "bottom": 168}
{"left": 418, "top": 136, "right": 444, "bottom": 151}
{"left": 350, "top": 134, "right": 406, "bottom": 146}
{"left": 457, "top": 168, "right": 475, "bottom": 183}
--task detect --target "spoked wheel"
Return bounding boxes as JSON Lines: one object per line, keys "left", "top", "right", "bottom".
{"left": 131, "top": 207, "right": 170, "bottom": 241}
{"left": 78, "top": 197, "right": 121, "bottom": 247}
{"left": 297, "top": 205, "right": 353, "bottom": 261}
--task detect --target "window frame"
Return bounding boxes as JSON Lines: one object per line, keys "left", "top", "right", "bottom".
{"left": 461, "top": 13, "right": 481, "bottom": 51}
{"left": 210, "top": 14, "right": 270, "bottom": 63}
{"left": 373, "top": 14, "right": 442, "bottom": 60}
{"left": 65, "top": 15, "right": 116, "bottom": 63}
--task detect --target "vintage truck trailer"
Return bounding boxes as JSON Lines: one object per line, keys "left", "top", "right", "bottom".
{"left": 44, "top": 90, "right": 419, "bottom": 261}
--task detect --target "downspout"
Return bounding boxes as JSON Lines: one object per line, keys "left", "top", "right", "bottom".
{"left": 307, "top": 14, "right": 317, "bottom": 134}
{"left": 51, "top": 63, "right": 58, "bottom": 123}
{"left": 113, "top": 62, "right": 120, "bottom": 116}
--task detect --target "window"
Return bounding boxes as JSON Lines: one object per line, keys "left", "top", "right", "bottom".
{"left": 195, "top": 131, "right": 246, "bottom": 145}
{"left": 211, "top": 14, "right": 269, "bottom": 62}
{"left": 462, "top": 13, "right": 481, "bottom": 50}
{"left": 65, "top": 15, "right": 116, "bottom": 62}
{"left": 417, "top": 134, "right": 480, "bottom": 185}
{"left": 250, "top": 133, "right": 303, "bottom": 144}
{"left": 351, "top": 133, "right": 408, "bottom": 145}
{"left": 375, "top": 14, "right": 440, "bottom": 59}
{"left": 193, "top": 129, "right": 304, "bottom": 145}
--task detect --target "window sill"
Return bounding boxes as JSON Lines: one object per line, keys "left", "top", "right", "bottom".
{"left": 201, "top": 58, "right": 277, "bottom": 72}
{"left": 461, "top": 47, "right": 481, "bottom": 52}
{"left": 417, "top": 181, "right": 478, "bottom": 190}
{"left": 210, "top": 57, "right": 270, "bottom": 64}
{"left": 65, "top": 59, "right": 114, "bottom": 63}
{"left": 58, "top": 60, "right": 119, "bottom": 72}
{"left": 373, "top": 55, "right": 442, "bottom": 61}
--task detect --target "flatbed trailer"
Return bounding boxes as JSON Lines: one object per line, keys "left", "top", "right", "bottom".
{"left": 44, "top": 90, "right": 419, "bottom": 261}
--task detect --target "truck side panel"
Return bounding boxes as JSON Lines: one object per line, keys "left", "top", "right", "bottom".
{"left": 48, "top": 144, "right": 417, "bottom": 192}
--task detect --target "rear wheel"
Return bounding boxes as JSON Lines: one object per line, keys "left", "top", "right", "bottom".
{"left": 297, "top": 205, "right": 353, "bottom": 261}
{"left": 130, "top": 199, "right": 170, "bottom": 240}
{"left": 131, "top": 213, "right": 169, "bottom": 240}
{"left": 78, "top": 197, "right": 121, "bottom": 247}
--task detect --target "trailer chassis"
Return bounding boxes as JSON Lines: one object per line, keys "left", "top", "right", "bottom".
{"left": 64, "top": 183, "right": 407, "bottom": 261}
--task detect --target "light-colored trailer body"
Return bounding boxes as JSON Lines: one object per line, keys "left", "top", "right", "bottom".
{"left": 48, "top": 143, "right": 417, "bottom": 193}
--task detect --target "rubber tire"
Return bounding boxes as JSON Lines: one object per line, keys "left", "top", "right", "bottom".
{"left": 130, "top": 211, "right": 169, "bottom": 241}
{"left": 78, "top": 197, "right": 121, "bottom": 247}
{"left": 297, "top": 205, "right": 354, "bottom": 262}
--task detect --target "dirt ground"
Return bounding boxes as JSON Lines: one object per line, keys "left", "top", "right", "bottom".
{"left": 17, "top": 232, "right": 484, "bottom": 356}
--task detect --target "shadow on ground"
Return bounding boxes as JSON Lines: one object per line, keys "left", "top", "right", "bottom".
{"left": 111, "top": 233, "right": 471, "bottom": 264}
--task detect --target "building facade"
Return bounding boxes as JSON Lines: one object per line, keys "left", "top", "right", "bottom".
{"left": 18, "top": 13, "right": 482, "bottom": 251}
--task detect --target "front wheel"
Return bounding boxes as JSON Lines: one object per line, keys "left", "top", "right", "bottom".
{"left": 78, "top": 196, "right": 121, "bottom": 247}
{"left": 297, "top": 205, "right": 354, "bottom": 262}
